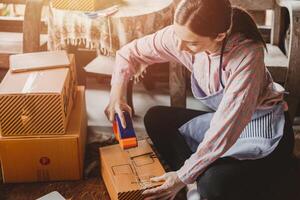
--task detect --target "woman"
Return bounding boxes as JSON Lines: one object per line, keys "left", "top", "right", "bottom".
{"left": 105, "top": 0, "right": 296, "bottom": 199}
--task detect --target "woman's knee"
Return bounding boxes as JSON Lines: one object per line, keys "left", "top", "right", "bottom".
{"left": 197, "top": 168, "right": 228, "bottom": 199}
{"left": 144, "top": 106, "right": 169, "bottom": 128}
{"left": 197, "top": 163, "right": 243, "bottom": 200}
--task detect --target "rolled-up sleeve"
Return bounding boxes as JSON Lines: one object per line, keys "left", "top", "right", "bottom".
{"left": 177, "top": 45, "right": 265, "bottom": 184}
{"left": 111, "top": 25, "right": 186, "bottom": 85}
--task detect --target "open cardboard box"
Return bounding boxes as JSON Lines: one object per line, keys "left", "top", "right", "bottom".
{"left": 100, "top": 140, "right": 166, "bottom": 200}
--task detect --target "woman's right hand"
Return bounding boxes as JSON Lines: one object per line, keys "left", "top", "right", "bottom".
{"left": 104, "top": 83, "right": 132, "bottom": 128}
{"left": 105, "top": 99, "right": 132, "bottom": 128}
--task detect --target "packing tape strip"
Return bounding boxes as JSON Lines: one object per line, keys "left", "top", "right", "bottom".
{"left": 22, "top": 72, "right": 39, "bottom": 93}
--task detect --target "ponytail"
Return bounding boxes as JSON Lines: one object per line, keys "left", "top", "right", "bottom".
{"left": 231, "top": 7, "right": 267, "bottom": 49}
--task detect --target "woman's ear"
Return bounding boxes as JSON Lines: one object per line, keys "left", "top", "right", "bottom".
{"left": 215, "top": 32, "right": 227, "bottom": 42}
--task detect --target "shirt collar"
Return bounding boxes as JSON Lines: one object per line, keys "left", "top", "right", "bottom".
{"left": 208, "top": 33, "right": 247, "bottom": 57}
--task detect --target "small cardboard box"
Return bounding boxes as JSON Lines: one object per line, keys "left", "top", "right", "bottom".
{"left": 100, "top": 140, "right": 166, "bottom": 200}
{"left": 0, "top": 86, "right": 87, "bottom": 183}
{"left": 51, "top": 0, "right": 123, "bottom": 12}
{"left": 0, "top": 68, "right": 74, "bottom": 136}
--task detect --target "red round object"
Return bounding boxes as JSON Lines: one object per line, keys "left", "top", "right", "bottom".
{"left": 39, "top": 157, "right": 50, "bottom": 165}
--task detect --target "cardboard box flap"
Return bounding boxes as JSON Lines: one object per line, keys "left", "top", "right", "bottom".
{"left": 84, "top": 55, "right": 114, "bottom": 75}
{"left": 0, "top": 68, "right": 69, "bottom": 94}
{"left": 10, "top": 51, "right": 70, "bottom": 73}
{"left": 67, "top": 86, "right": 85, "bottom": 136}
{"left": 126, "top": 140, "right": 153, "bottom": 158}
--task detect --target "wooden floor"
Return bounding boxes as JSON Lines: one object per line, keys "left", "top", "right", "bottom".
{"left": 1, "top": 178, "right": 110, "bottom": 200}
{"left": 1, "top": 74, "right": 300, "bottom": 200}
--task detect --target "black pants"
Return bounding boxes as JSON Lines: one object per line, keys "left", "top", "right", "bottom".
{"left": 144, "top": 106, "right": 298, "bottom": 200}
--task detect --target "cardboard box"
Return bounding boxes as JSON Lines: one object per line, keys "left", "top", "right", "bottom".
{"left": 100, "top": 140, "right": 166, "bottom": 200}
{"left": 0, "top": 68, "right": 74, "bottom": 136}
{"left": 9, "top": 51, "right": 77, "bottom": 90}
{"left": 0, "top": 86, "right": 87, "bottom": 183}
{"left": 51, "top": 0, "right": 123, "bottom": 12}
{"left": 0, "top": 51, "right": 77, "bottom": 136}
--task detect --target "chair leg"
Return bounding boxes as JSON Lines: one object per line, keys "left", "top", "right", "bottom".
{"left": 126, "top": 79, "right": 134, "bottom": 115}
{"left": 0, "top": 68, "right": 8, "bottom": 81}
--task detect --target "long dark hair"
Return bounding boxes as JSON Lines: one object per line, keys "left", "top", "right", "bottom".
{"left": 175, "top": 0, "right": 266, "bottom": 49}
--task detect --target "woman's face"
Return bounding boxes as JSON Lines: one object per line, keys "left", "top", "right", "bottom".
{"left": 174, "top": 22, "right": 221, "bottom": 54}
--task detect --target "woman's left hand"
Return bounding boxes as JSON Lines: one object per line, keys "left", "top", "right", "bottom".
{"left": 142, "top": 172, "right": 186, "bottom": 200}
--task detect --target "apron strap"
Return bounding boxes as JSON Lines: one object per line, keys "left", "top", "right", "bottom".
{"left": 219, "top": 35, "right": 228, "bottom": 89}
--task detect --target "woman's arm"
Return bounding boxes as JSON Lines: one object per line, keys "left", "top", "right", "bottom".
{"left": 110, "top": 25, "right": 192, "bottom": 85}
{"left": 106, "top": 25, "right": 191, "bottom": 126}
{"left": 177, "top": 45, "right": 265, "bottom": 184}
